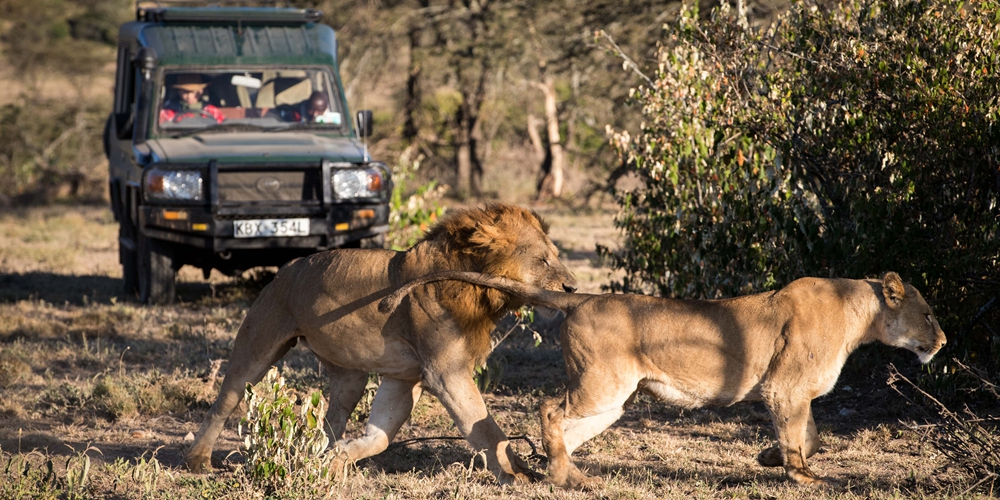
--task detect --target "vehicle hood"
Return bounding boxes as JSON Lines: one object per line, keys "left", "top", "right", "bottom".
{"left": 146, "top": 132, "right": 368, "bottom": 164}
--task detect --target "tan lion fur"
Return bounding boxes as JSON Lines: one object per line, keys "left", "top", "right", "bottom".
{"left": 380, "top": 270, "right": 947, "bottom": 488}
{"left": 185, "top": 204, "right": 577, "bottom": 484}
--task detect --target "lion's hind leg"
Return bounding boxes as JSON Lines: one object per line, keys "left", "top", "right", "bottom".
{"left": 321, "top": 362, "right": 369, "bottom": 440}
{"left": 185, "top": 310, "right": 299, "bottom": 472}
{"left": 541, "top": 381, "right": 634, "bottom": 489}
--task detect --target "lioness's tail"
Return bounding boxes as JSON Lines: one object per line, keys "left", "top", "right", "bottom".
{"left": 377, "top": 271, "right": 587, "bottom": 314}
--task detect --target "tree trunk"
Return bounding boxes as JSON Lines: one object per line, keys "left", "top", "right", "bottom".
{"left": 456, "top": 109, "right": 473, "bottom": 199}
{"left": 533, "top": 76, "right": 564, "bottom": 199}
{"left": 527, "top": 114, "right": 546, "bottom": 161}
{"left": 403, "top": 21, "right": 422, "bottom": 143}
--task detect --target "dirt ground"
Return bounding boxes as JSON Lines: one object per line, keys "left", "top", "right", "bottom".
{"left": 0, "top": 204, "right": 985, "bottom": 499}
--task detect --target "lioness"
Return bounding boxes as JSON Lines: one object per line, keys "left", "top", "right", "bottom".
{"left": 185, "top": 204, "right": 577, "bottom": 484}
{"left": 379, "top": 271, "right": 947, "bottom": 488}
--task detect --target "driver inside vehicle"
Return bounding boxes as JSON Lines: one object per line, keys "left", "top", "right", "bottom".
{"left": 159, "top": 74, "right": 225, "bottom": 124}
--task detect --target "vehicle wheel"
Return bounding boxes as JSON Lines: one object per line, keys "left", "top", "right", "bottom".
{"left": 137, "top": 233, "right": 176, "bottom": 305}
{"left": 119, "top": 220, "right": 139, "bottom": 296}
{"left": 121, "top": 240, "right": 139, "bottom": 296}
{"left": 358, "top": 233, "right": 385, "bottom": 249}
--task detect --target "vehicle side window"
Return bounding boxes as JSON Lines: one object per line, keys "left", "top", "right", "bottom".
{"left": 114, "top": 47, "right": 135, "bottom": 115}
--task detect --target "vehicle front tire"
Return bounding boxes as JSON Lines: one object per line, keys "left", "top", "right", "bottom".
{"left": 137, "top": 233, "right": 176, "bottom": 305}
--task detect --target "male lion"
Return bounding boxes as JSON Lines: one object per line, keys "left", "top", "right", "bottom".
{"left": 185, "top": 204, "right": 577, "bottom": 484}
{"left": 378, "top": 270, "right": 947, "bottom": 488}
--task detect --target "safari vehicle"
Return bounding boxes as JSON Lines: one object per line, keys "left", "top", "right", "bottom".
{"left": 104, "top": 2, "right": 390, "bottom": 304}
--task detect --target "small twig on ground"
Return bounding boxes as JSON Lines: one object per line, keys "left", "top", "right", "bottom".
{"left": 887, "top": 363, "right": 1000, "bottom": 494}
{"left": 389, "top": 434, "right": 545, "bottom": 461}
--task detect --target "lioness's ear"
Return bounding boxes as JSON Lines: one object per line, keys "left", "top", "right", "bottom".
{"left": 882, "top": 272, "right": 906, "bottom": 309}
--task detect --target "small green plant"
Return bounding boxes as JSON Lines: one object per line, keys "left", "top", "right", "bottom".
{"left": 129, "top": 449, "right": 170, "bottom": 499}
{"left": 62, "top": 445, "right": 97, "bottom": 500}
{"left": 1, "top": 450, "right": 55, "bottom": 500}
{"left": 239, "top": 366, "right": 339, "bottom": 496}
{"left": 388, "top": 145, "right": 448, "bottom": 250}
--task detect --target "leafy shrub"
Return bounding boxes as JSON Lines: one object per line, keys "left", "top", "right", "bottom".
{"left": 238, "top": 366, "right": 339, "bottom": 497}
{"left": 388, "top": 145, "right": 448, "bottom": 250}
{"left": 602, "top": 0, "right": 1000, "bottom": 379}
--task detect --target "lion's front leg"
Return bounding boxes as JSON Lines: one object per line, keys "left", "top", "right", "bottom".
{"left": 763, "top": 396, "right": 830, "bottom": 486}
{"left": 422, "top": 368, "right": 541, "bottom": 484}
{"left": 757, "top": 405, "right": 821, "bottom": 468}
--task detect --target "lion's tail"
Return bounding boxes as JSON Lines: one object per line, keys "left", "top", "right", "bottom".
{"left": 377, "top": 271, "right": 585, "bottom": 314}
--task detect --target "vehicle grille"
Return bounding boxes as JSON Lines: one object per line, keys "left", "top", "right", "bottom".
{"left": 217, "top": 169, "right": 323, "bottom": 203}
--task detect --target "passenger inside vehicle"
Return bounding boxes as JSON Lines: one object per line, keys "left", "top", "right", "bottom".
{"left": 270, "top": 91, "right": 342, "bottom": 124}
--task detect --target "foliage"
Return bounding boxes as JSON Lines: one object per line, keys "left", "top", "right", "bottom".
{"left": 602, "top": 0, "right": 1000, "bottom": 377}
{"left": 388, "top": 144, "right": 448, "bottom": 250}
{"left": 0, "top": 97, "right": 110, "bottom": 205}
{"left": 105, "top": 451, "right": 171, "bottom": 500}
{"left": 238, "top": 366, "right": 340, "bottom": 497}
{"left": 0, "top": 445, "right": 99, "bottom": 500}
{"left": 0, "top": 0, "right": 127, "bottom": 79}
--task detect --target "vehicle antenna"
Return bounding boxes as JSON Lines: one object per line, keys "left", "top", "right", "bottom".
{"left": 363, "top": 95, "right": 369, "bottom": 162}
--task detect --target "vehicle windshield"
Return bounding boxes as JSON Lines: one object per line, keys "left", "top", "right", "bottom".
{"left": 156, "top": 68, "right": 346, "bottom": 136}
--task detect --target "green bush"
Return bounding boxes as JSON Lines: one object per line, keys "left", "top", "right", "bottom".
{"left": 602, "top": 0, "right": 999, "bottom": 378}
{"left": 238, "top": 366, "right": 339, "bottom": 497}
{"left": 388, "top": 145, "right": 448, "bottom": 250}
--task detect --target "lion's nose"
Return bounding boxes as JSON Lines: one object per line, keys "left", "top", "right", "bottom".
{"left": 562, "top": 283, "right": 578, "bottom": 293}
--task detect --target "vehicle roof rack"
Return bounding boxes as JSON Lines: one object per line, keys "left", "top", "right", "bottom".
{"left": 135, "top": 1, "right": 322, "bottom": 24}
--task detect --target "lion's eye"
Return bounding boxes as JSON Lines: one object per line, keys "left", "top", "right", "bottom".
{"left": 925, "top": 314, "right": 932, "bottom": 325}
{"left": 541, "top": 258, "right": 550, "bottom": 267}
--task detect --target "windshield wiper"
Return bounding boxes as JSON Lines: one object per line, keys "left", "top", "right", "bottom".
{"left": 263, "top": 122, "right": 317, "bottom": 132}
{"left": 170, "top": 122, "right": 272, "bottom": 138}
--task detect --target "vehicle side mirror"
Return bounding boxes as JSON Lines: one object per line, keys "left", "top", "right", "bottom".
{"left": 115, "top": 112, "right": 134, "bottom": 140}
{"left": 356, "top": 110, "right": 373, "bottom": 139}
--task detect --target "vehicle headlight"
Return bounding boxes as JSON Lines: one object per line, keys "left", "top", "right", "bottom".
{"left": 333, "top": 165, "right": 387, "bottom": 199}
{"left": 145, "top": 168, "right": 203, "bottom": 201}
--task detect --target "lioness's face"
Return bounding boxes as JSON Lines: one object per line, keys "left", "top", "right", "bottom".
{"left": 884, "top": 287, "right": 947, "bottom": 364}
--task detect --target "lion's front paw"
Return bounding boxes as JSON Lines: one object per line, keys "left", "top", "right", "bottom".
{"left": 564, "top": 467, "right": 600, "bottom": 490}
{"left": 185, "top": 453, "right": 212, "bottom": 473}
{"left": 547, "top": 466, "right": 598, "bottom": 490}
{"left": 787, "top": 467, "right": 833, "bottom": 487}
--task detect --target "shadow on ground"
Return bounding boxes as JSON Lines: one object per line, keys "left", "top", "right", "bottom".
{"left": 0, "top": 271, "right": 262, "bottom": 306}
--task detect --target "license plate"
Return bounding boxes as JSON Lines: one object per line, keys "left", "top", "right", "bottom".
{"left": 233, "top": 218, "right": 310, "bottom": 238}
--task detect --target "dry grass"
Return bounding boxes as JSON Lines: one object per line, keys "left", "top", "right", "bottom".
{"left": 0, "top": 205, "right": 985, "bottom": 499}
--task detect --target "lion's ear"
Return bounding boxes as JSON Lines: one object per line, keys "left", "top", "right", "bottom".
{"left": 882, "top": 272, "right": 906, "bottom": 309}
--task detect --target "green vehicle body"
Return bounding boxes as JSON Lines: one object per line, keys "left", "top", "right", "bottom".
{"left": 105, "top": 4, "right": 390, "bottom": 304}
